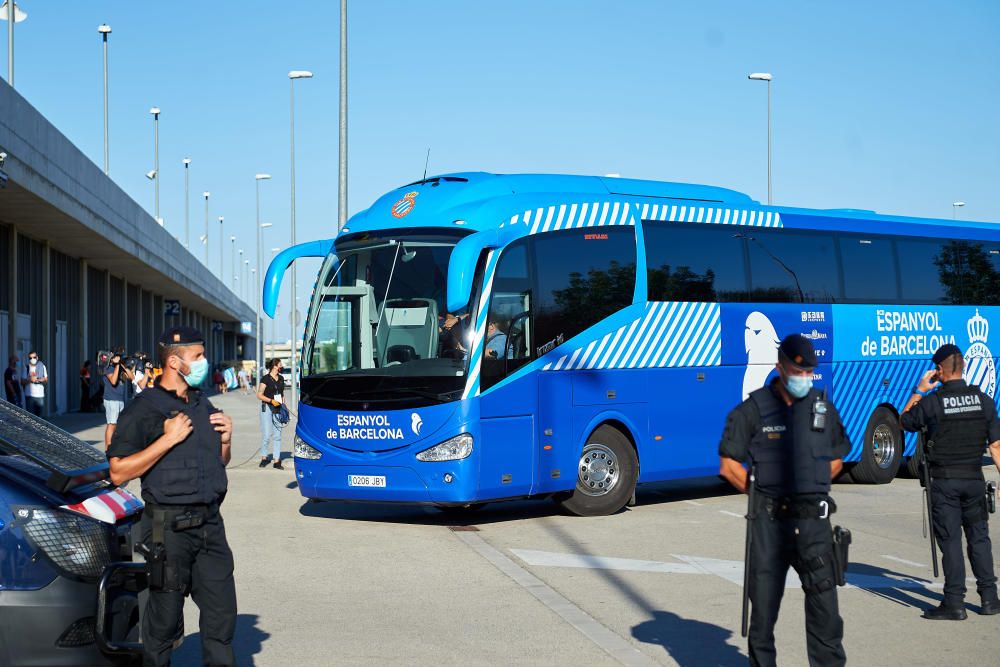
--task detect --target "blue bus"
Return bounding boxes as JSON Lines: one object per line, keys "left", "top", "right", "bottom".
{"left": 264, "top": 172, "right": 1000, "bottom": 516}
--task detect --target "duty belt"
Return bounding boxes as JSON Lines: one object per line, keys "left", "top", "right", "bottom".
{"left": 764, "top": 496, "right": 836, "bottom": 520}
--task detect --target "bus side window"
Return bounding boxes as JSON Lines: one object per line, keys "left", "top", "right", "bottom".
{"left": 481, "top": 241, "right": 532, "bottom": 391}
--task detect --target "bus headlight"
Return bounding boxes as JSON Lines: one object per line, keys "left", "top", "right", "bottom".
{"left": 293, "top": 436, "right": 322, "bottom": 460}
{"left": 416, "top": 433, "right": 473, "bottom": 462}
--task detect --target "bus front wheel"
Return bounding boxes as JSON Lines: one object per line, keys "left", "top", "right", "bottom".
{"left": 849, "top": 407, "right": 902, "bottom": 484}
{"left": 559, "top": 425, "right": 638, "bottom": 517}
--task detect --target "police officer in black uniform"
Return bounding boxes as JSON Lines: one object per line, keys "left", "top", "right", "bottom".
{"left": 108, "top": 326, "right": 236, "bottom": 666}
{"left": 719, "top": 334, "right": 849, "bottom": 667}
{"left": 900, "top": 342, "right": 1000, "bottom": 620}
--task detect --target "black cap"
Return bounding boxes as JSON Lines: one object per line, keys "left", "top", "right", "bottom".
{"left": 932, "top": 343, "right": 962, "bottom": 366}
{"left": 157, "top": 325, "right": 205, "bottom": 348}
{"left": 778, "top": 334, "right": 818, "bottom": 370}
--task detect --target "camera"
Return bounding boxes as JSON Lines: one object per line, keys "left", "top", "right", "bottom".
{"left": 97, "top": 348, "right": 148, "bottom": 372}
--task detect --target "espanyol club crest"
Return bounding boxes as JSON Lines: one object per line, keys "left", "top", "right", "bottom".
{"left": 964, "top": 309, "right": 996, "bottom": 398}
{"left": 391, "top": 191, "right": 419, "bottom": 218}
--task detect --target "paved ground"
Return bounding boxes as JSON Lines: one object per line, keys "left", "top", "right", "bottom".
{"left": 56, "top": 393, "right": 1000, "bottom": 666}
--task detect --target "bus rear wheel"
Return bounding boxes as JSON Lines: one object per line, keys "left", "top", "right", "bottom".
{"left": 559, "top": 425, "right": 638, "bottom": 517}
{"left": 849, "top": 407, "right": 902, "bottom": 484}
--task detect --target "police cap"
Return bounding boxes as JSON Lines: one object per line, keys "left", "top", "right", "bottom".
{"left": 778, "top": 333, "right": 818, "bottom": 370}
{"left": 157, "top": 325, "right": 205, "bottom": 348}
{"left": 932, "top": 343, "right": 962, "bottom": 366}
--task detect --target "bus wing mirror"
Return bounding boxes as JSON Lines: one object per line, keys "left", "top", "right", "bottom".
{"left": 263, "top": 239, "right": 335, "bottom": 317}
{"left": 447, "top": 230, "right": 500, "bottom": 314}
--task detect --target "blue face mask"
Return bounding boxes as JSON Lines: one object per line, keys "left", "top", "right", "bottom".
{"left": 181, "top": 358, "right": 210, "bottom": 387}
{"left": 785, "top": 374, "right": 813, "bottom": 399}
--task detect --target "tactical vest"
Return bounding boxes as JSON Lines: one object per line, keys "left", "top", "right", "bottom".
{"left": 140, "top": 387, "right": 228, "bottom": 506}
{"left": 927, "top": 381, "right": 989, "bottom": 475}
{"left": 748, "top": 386, "right": 835, "bottom": 497}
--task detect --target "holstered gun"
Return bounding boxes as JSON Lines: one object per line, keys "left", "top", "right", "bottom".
{"left": 987, "top": 481, "right": 997, "bottom": 515}
{"left": 135, "top": 508, "right": 168, "bottom": 590}
{"left": 741, "top": 465, "right": 757, "bottom": 639}
{"left": 918, "top": 430, "right": 940, "bottom": 578}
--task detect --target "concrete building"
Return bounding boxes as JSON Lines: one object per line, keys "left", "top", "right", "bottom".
{"left": 0, "top": 81, "right": 255, "bottom": 416}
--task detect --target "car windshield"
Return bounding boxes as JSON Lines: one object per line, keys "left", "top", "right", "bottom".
{"left": 301, "top": 229, "right": 473, "bottom": 409}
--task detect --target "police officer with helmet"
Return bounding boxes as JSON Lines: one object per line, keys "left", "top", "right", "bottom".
{"left": 900, "top": 342, "right": 1000, "bottom": 620}
{"left": 108, "top": 326, "right": 237, "bottom": 666}
{"left": 719, "top": 334, "right": 849, "bottom": 667}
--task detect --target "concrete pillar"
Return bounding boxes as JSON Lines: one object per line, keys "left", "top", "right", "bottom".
{"left": 7, "top": 227, "right": 15, "bottom": 363}
{"left": 42, "top": 242, "right": 51, "bottom": 416}
{"left": 80, "top": 260, "right": 88, "bottom": 400}
{"left": 105, "top": 271, "right": 111, "bottom": 351}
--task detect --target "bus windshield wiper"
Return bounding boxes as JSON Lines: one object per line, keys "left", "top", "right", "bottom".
{"left": 350, "top": 386, "right": 461, "bottom": 403}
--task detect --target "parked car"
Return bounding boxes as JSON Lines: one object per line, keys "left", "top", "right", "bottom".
{"left": 0, "top": 401, "right": 143, "bottom": 666}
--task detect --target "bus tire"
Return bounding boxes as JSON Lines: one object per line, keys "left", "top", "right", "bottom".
{"left": 903, "top": 435, "right": 924, "bottom": 478}
{"left": 560, "top": 425, "right": 638, "bottom": 517}
{"left": 849, "top": 407, "right": 902, "bottom": 484}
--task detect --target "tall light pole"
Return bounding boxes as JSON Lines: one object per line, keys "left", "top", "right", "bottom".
{"left": 289, "top": 69, "right": 313, "bottom": 408}
{"left": 270, "top": 247, "right": 280, "bottom": 360}
{"left": 239, "top": 250, "right": 245, "bottom": 298}
{"left": 98, "top": 24, "right": 112, "bottom": 174}
{"left": 256, "top": 221, "right": 273, "bottom": 381}
{"left": 255, "top": 174, "right": 271, "bottom": 382}
{"left": 202, "top": 192, "right": 210, "bottom": 264}
{"left": 1, "top": 0, "right": 26, "bottom": 87}
{"left": 748, "top": 72, "right": 773, "bottom": 205}
{"left": 243, "top": 258, "right": 249, "bottom": 302}
{"left": 182, "top": 159, "right": 191, "bottom": 247}
{"left": 339, "top": 0, "right": 348, "bottom": 229}
{"left": 218, "top": 216, "right": 224, "bottom": 278}
{"left": 953, "top": 201, "right": 966, "bottom": 220}
{"left": 150, "top": 107, "right": 161, "bottom": 222}
{"left": 231, "top": 236, "right": 237, "bottom": 291}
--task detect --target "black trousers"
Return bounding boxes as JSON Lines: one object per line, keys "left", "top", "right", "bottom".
{"left": 930, "top": 477, "right": 998, "bottom": 606}
{"left": 748, "top": 495, "right": 846, "bottom": 667}
{"left": 141, "top": 507, "right": 237, "bottom": 667}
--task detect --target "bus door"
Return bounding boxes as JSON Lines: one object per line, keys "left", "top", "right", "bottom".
{"left": 535, "top": 372, "right": 576, "bottom": 494}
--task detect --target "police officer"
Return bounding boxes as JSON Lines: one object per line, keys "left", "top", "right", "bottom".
{"left": 108, "top": 326, "right": 236, "bottom": 666}
{"left": 900, "top": 343, "right": 1000, "bottom": 620}
{"left": 719, "top": 334, "right": 849, "bottom": 667}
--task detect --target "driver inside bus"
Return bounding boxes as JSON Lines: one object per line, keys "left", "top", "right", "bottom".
{"left": 439, "top": 312, "right": 469, "bottom": 358}
{"left": 486, "top": 320, "right": 512, "bottom": 359}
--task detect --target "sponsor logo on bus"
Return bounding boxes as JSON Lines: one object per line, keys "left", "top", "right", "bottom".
{"left": 801, "top": 311, "right": 826, "bottom": 322}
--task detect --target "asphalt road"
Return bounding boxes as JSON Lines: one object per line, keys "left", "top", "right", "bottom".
{"left": 59, "top": 391, "right": 1000, "bottom": 666}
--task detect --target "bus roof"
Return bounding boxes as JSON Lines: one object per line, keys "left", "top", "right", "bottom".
{"left": 341, "top": 172, "right": 1000, "bottom": 243}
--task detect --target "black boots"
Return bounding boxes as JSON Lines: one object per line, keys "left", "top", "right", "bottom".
{"left": 922, "top": 603, "right": 967, "bottom": 621}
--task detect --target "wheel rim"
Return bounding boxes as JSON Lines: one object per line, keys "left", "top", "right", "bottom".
{"left": 872, "top": 423, "right": 897, "bottom": 469}
{"left": 577, "top": 443, "right": 620, "bottom": 497}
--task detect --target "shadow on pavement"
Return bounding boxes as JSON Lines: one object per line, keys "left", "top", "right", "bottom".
{"left": 172, "top": 613, "right": 269, "bottom": 666}
{"left": 847, "top": 562, "right": 943, "bottom": 611}
{"left": 632, "top": 610, "right": 745, "bottom": 667}
{"left": 297, "top": 475, "right": 740, "bottom": 526}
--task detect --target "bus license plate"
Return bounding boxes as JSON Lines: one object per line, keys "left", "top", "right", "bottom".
{"left": 348, "top": 475, "right": 386, "bottom": 488}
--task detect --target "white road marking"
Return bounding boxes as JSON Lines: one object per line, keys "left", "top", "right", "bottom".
{"left": 682, "top": 499, "right": 703, "bottom": 506}
{"left": 513, "top": 548, "right": 946, "bottom": 591}
{"left": 454, "top": 534, "right": 659, "bottom": 667}
{"left": 719, "top": 510, "right": 744, "bottom": 518}
{"left": 881, "top": 555, "right": 926, "bottom": 568}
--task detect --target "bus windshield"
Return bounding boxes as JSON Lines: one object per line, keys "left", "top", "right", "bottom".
{"left": 301, "top": 229, "right": 473, "bottom": 409}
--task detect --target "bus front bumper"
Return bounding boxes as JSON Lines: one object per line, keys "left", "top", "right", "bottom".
{"left": 293, "top": 457, "right": 479, "bottom": 504}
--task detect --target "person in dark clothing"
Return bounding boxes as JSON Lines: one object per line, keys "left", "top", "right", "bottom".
{"left": 256, "top": 358, "right": 286, "bottom": 469}
{"left": 719, "top": 334, "right": 849, "bottom": 667}
{"left": 4, "top": 356, "right": 23, "bottom": 408}
{"left": 900, "top": 342, "right": 1000, "bottom": 620}
{"left": 107, "top": 326, "right": 236, "bottom": 667}
{"left": 80, "top": 360, "right": 94, "bottom": 412}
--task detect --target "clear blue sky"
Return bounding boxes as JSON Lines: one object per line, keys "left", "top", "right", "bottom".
{"left": 5, "top": 1, "right": 1000, "bottom": 340}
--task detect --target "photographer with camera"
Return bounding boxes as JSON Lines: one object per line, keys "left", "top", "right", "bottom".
{"left": 103, "top": 348, "right": 135, "bottom": 450}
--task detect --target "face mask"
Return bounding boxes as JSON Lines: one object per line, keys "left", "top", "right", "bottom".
{"left": 180, "top": 358, "right": 210, "bottom": 387}
{"left": 29, "top": 359, "right": 37, "bottom": 366}
{"left": 784, "top": 374, "right": 813, "bottom": 399}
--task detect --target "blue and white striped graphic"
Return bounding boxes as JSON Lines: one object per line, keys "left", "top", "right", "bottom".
{"left": 831, "top": 359, "right": 926, "bottom": 460}
{"left": 462, "top": 249, "right": 501, "bottom": 399}
{"left": 501, "top": 201, "right": 635, "bottom": 234}
{"left": 639, "top": 203, "right": 782, "bottom": 228}
{"left": 542, "top": 302, "right": 721, "bottom": 371}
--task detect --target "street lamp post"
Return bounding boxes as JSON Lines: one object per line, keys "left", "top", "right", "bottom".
{"left": 339, "top": 0, "right": 348, "bottom": 229}
{"left": 231, "top": 236, "right": 237, "bottom": 291}
{"left": 255, "top": 174, "right": 272, "bottom": 382}
{"left": 218, "top": 216, "right": 225, "bottom": 278}
{"left": 98, "top": 24, "right": 112, "bottom": 174}
{"left": 150, "top": 107, "right": 161, "bottom": 222}
{"left": 289, "top": 69, "right": 313, "bottom": 408}
{"left": 1, "top": 0, "right": 26, "bottom": 87}
{"left": 182, "top": 159, "right": 192, "bottom": 247}
{"left": 243, "top": 258, "right": 249, "bottom": 302}
{"left": 270, "top": 247, "right": 280, "bottom": 361}
{"left": 748, "top": 72, "right": 773, "bottom": 205}
{"left": 202, "top": 192, "right": 210, "bottom": 264}
{"left": 953, "top": 201, "right": 966, "bottom": 220}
